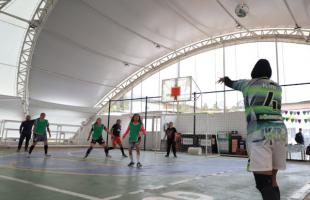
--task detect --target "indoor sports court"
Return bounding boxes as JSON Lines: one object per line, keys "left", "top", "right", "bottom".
{"left": 0, "top": 149, "right": 308, "bottom": 200}
{"left": 0, "top": 0, "right": 310, "bottom": 200}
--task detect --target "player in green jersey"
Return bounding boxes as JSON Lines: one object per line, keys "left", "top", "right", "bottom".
{"left": 28, "top": 113, "right": 51, "bottom": 157}
{"left": 84, "top": 117, "right": 112, "bottom": 158}
{"left": 122, "top": 114, "right": 146, "bottom": 168}
{"left": 218, "top": 59, "right": 287, "bottom": 200}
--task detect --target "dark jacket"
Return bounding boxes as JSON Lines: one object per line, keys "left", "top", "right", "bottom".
{"left": 19, "top": 120, "right": 35, "bottom": 135}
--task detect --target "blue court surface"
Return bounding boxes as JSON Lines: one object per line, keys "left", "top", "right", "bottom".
{"left": 0, "top": 148, "right": 309, "bottom": 200}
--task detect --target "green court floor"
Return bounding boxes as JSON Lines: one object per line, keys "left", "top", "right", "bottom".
{"left": 0, "top": 148, "right": 309, "bottom": 200}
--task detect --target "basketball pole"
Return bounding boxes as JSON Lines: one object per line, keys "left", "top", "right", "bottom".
{"left": 144, "top": 96, "right": 148, "bottom": 151}
{"left": 193, "top": 92, "right": 198, "bottom": 147}
{"left": 107, "top": 99, "right": 111, "bottom": 144}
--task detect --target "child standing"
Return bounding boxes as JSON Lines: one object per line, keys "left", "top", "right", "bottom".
{"left": 110, "top": 119, "right": 127, "bottom": 157}
{"left": 122, "top": 114, "right": 146, "bottom": 168}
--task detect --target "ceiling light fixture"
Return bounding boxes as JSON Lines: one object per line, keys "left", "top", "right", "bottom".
{"left": 29, "top": 19, "right": 41, "bottom": 29}
{"left": 294, "top": 25, "right": 301, "bottom": 30}
{"left": 154, "top": 42, "right": 161, "bottom": 49}
{"left": 236, "top": 22, "right": 242, "bottom": 29}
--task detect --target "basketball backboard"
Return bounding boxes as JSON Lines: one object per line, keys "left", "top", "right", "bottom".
{"left": 161, "top": 76, "right": 192, "bottom": 102}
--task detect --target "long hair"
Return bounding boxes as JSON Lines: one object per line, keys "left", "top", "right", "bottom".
{"left": 130, "top": 113, "right": 143, "bottom": 124}
{"left": 94, "top": 117, "right": 101, "bottom": 126}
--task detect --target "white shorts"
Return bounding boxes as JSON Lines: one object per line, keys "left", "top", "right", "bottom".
{"left": 247, "top": 121, "right": 288, "bottom": 172}
{"left": 248, "top": 140, "right": 287, "bottom": 171}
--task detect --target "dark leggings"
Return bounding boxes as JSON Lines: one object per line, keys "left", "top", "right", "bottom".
{"left": 254, "top": 173, "right": 280, "bottom": 200}
{"left": 17, "top": 133, "right": 31, "bottom": 151}
{"left": 167, "top": 139, "right": 176, "bottom": 156}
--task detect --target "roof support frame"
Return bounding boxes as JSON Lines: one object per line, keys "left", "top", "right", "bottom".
{"left": 282, "top": 0, "right": 308, "bottom": 42}
{"left": 0, "top": 0, "right": 10, "bottom": 10}
{"left": 16, "top": 0, "right": 57, "bottom": 116}
{"left": 95, "top": 28, "right": 310, "bottom": 114}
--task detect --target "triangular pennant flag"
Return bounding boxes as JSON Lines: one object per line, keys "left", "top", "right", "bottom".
{"left": 298, "top": 119, "right": 301, "bottom": 123}
{"left": 297, "top": 111, "right": 300, "bottom": 115}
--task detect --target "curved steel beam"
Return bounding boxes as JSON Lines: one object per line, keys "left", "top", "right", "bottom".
{"left": 95, "top": 28, "right": 310, "bottom": 113}
{"left": 0, "top": 0, "right": 11, "bottom": 10}
{"left": 16, "top": 0, "right": 57, "bottom": 116}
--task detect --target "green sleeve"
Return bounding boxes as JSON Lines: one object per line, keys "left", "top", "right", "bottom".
{"left": 231, "top": 79, "right": 250, "bottom": 92}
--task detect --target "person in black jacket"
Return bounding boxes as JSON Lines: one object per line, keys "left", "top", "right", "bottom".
{"left": 17, "top": 115, "right": 35, "bottom": 152}
{"left": 295, "top": 128, "right": 304, "bottom": 145}
{"left": 164, "top": 122, "right": 178, "bottom": 158}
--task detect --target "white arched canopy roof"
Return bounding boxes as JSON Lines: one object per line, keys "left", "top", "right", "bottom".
{"left": 2, "top": 0, "right": 310, "bottom": 123}
{"left": 31, "top": 0, "right": 310, "bottom": 109}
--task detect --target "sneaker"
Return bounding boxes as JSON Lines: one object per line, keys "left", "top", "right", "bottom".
{"left": 128, "top": 162, "right": 135, "bottom": 167}
{"left": 122, "top": 154, "right": 128, "bottom": 157}
{"left": 27, "top": 154, "right": 31, "bottom": 158}
{"left": 17, "top": 149, "right": 20, "bottom": 152}
{"left": 137, "top": 162, "right": 142, "bottom": 168}
{"left": 106, "top": 154, "right": 112, "bottom": 158}
{"left": 165, "top": 155, "right": 169, "bottom": 157}
{"left": 45, "top": 154, "right": 51, "bottom": 157}
{"left": 174, "top": 155, "right": 177, "bottom": 158}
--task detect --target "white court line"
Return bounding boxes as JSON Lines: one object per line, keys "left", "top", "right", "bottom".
{"left": 169, "top": 179, "right": 192, "bottom": 186}
{"left": 0, "top": 175, "right": 112, "bottom": 200}
{"left": 128, "top": 190, "right": 144, "bottom": 195}
{"left": 67, "top": 151, "right": 75, "bottom": 157}
{"left": 144, "top": 185, "right": 165, "bottom": 190}
{"left": 101, "top": 195, "right": 123, "bottom": 200}
{"left": 289, "top": 183, "right": 310, "bottom": 200}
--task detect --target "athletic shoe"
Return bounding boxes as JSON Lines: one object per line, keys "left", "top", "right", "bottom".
{"left": 45, "top": 154, "right": 51, "bottom": 157}
{"left": 137, "top": 162, "right": 142, "bottom": 168}
{"left": 122, "top": 154, "right": 128, "bottom": 157}
{"left": 27, "top": 154, "right": 31, "bottom": 158}
{"left": 128, "top": 162, "right": 135, "bottom": 167}
{"left": 165, "top": 155, "right": 169, "bottom": 157}
{"left": 174, "top": 155, "right": 177, "bottom": 158}
{"left": 106, "top": 154, "right": 112, "bottom": 158}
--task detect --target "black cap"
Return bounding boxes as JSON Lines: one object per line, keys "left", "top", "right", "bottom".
{"left": 251, "top": 59, "right": 272, "bottom": 79}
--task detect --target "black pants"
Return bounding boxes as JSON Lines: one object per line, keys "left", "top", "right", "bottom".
{"left": 167, "top": 139, "right": 176, "bottom": 156}
{"left": 18, "top": 133, "right": 31, "bottom": 151}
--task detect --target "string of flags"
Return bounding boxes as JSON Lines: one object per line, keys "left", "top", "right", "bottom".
{"left": 281, "top": 110, "right": 310, "bottom": 115}
{"left": 282, "top": 110, "right": 310, "bottom": 123}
